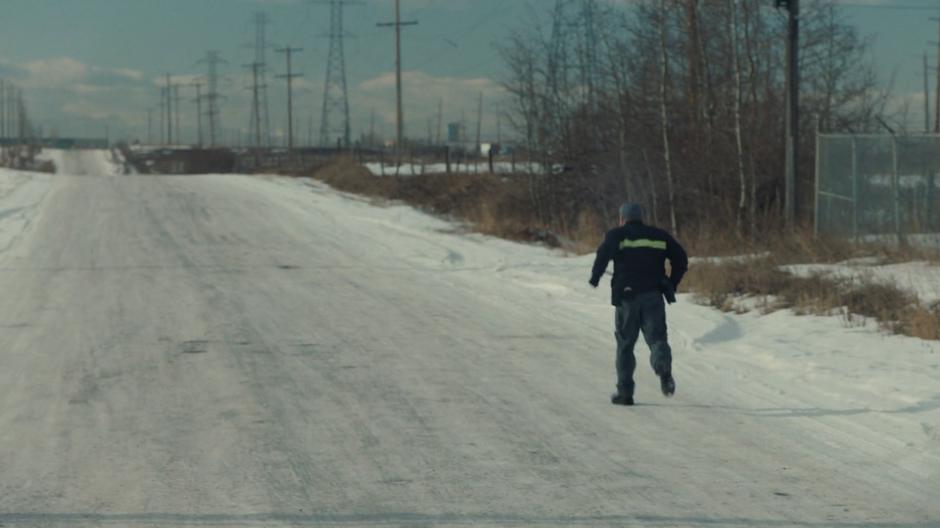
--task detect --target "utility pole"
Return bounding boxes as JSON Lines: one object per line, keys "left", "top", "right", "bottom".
{"left": 11, "top": 85, "right": 18, "bottom": 142}
{"left": 926, "top": 51, "right": 932, "bottom": 133}
{"left": 581, "top": 0, "right": 599, "bottom": 147}
{"left": 16, "top": 90, "right": 25, "bottom": 142}
{"left": 369, "top": 107, "right": 376, "bottom": 147}
{"left": 316, "top": 0, "right": 362, "bottom": 149}
{"left": 935, "top": 15, "right": 940, "bottom": 133}
{"left": 159, "top": 88, "right": 166, "bottom": 145}
{"left": 165, "top": 74, "right": 173, "bottom": 145}
{"left": 275, "top": 46, "right": 303, "bottom": 152}
{"left": 191, "top": 80, "right": 204, "bottom": 147}
{"left": 174, "top": 85, "right": 181, "bottom": 145}
{"left": 777, "top": 0, "right": 800, "bottom": 226}
{"left": 436, "top": 98, "right": 443, "bottom": 145}
{"left": 308, "top": 111, "right": 314, "bottom": 147}
{"left": 147, "top": 107, "right": 153, "bottom": 144}
{"left": 199, "top": 51, "right": 226, "bottom": 147}
{"left": 377, "top": 0, "right": 418, "bottom": 157}
{"left": 251, "top": 12, "right": 272, "bottom": 147}
{"left": 1, "top": 79, "right": 5, "bottom": 141}
{"left": 475, "top": 91, "right": 483, "bottom": 154}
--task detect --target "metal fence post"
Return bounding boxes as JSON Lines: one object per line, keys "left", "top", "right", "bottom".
{"left": 851, "top": 137, "right": 858, "bottom": 241}
{"left": 928, "top": 138, "right": 936, "bottom": 230}
{"left": 814, "top": 132, "right": 822, "bottom": 237}
{"left": 893, "top": 136, "right": 901, "bottom": 244}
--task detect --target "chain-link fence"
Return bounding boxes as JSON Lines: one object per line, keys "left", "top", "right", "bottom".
{"left": 816, "top": 133, "right": 940, "bottom": 241}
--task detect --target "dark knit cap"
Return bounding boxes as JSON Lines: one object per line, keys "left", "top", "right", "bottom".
{"left": 619, "top": 202, "right": 643, "bottom": 221}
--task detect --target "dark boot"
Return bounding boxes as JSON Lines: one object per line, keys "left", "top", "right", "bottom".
{"left": 660, "top": 373, "right": 675, "bottom": 397}
{"left": 611, "top": 393, "right": 635, "bottom": 406}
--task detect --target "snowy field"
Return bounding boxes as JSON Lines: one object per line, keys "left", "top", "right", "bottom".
{"left": 0, "top": 151, "right": 936, "bottom": 526}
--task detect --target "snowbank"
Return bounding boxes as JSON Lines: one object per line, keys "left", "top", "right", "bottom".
{"left": 784, "top": 259, "right": 940, "bottom": 306}
{"left": 35, "top": 148, "right": 126, "bottom": 176}
{"left": 0, "top": 168, "right": 56, "bottom": 258}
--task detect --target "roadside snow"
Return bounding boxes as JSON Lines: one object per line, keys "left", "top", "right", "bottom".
{"left": 35, "top": 148, "right": 125, "bottom": 176}
{"left": 784, "top": 260, "right": 940, "bottom": 306}
{"left": 0, "top": 168, "right": 56, "bottom": 258}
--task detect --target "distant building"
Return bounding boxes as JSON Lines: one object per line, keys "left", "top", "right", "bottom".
{"left": 447, "top": 122, "right": 465, "bottom": 143}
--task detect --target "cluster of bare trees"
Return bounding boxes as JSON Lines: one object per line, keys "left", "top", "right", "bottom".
{"left": 500, "top": 0, "right": 888, "bottom": 238}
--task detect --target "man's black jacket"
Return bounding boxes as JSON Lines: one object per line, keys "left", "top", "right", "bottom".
{"left": 590, "top": 220, "right": 688, "bottom": 306}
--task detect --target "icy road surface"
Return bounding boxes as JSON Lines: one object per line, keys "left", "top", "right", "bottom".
{"left": 0, "top": 151, "right": 936, "bottom": 527}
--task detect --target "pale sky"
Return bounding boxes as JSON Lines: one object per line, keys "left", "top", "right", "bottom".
{"left": 0, "top": 0, "right": 936, "bottom": 144}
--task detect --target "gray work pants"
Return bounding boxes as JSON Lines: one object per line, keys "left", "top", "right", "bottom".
{"left": 614, "top": 290, "right": 672, "bottom": 397}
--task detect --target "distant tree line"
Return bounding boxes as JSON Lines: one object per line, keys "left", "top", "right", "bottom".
{"left": 499, "top": 0, "right": 888, "bottom": 238}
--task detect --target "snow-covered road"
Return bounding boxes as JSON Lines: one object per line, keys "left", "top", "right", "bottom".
{"left": 0, "top": 151, "right": 936, "bottom": 527}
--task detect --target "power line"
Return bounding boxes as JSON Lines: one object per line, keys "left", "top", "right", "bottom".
{"left": 411, "top": 0, "right": 507, "bottom": 70}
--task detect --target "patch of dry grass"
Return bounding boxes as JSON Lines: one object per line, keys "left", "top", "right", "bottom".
{"left": 308, "top": 157, "right": 564, "bottom": 247}
{"left": 682, "top": 250, "right": 939, "bottom": 338}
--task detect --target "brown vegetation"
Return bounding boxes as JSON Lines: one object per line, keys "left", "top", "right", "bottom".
{"left": 311, "top": 157, "right": 600, "bottom": 251}
{"left": 682, "top": 234, "right": 940, "bottom": 340}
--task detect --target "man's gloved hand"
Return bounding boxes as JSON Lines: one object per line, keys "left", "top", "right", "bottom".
{"left": 589, "top": 277, "right": 599, "bottom": 288}
{"left": 659, "top": 277, "right": 677, "bottom": 304}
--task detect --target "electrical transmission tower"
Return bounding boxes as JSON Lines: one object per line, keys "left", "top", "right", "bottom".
{"left": 244, "top": 62, "right": 266, "bottom": 149}
{"left": 199, "top": 51, "right": 226, "bottom": 147}
{"left": 314, "top": 0, "right": 361, "bottom": 149}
